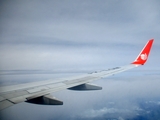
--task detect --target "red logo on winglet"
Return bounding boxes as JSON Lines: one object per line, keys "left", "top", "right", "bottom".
{"left": 140, "top": 53, "right": 147, "bottom": 60}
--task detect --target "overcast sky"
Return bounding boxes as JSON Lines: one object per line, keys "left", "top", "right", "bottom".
{"left": 0, "top": 0, "right": 160, "bottom": 120}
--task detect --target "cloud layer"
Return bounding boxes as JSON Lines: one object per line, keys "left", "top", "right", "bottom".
{"left": 0, "top": 0, "right": 160, "bottom": 120}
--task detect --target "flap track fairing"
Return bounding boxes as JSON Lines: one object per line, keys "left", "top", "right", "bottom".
{"left": 26, "top": 94, "right": 63, "bottom": 105}
{"left": 68, "top": 83, "right": 102, "bottom": 91}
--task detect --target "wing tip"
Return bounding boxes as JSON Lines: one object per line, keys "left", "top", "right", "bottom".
{"left": 131, "top": 39, "right": 154, "bottom": 65}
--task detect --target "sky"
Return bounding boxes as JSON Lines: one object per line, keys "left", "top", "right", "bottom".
{"left": 0, "top": 0, "right": 160, "bottom": 120}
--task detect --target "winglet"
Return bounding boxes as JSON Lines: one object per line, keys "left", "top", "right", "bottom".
{"left": 132, "top": 39, "right": 154, "bottom": 65}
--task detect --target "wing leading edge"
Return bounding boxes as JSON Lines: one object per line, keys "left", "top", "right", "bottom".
{"left": 0, "top": 39, "right": 154, "bottom": 110}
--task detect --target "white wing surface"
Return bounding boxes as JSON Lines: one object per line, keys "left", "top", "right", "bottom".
{"left": 0, "top": 39, "right": 154, "bottom": 110}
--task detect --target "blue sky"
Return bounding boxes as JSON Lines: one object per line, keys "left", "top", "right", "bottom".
{"left": 0, "top": 0, "right": 160, "bottom": 120}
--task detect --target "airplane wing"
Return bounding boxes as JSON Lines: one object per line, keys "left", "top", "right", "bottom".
{"left": 0, "top": 39, "right": 154, "bottom": 110}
